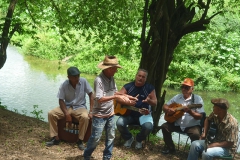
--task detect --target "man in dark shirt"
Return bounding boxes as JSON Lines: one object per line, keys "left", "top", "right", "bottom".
{"left": 116, "top": 69, "right": 157, "bottom": 149}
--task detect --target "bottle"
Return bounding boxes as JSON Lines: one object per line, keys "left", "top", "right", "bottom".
{"left": 74, "top": 124, "right": 79, "bottom": 134}
{"left": 64, "top": 122, "right": 69, "bottom": 132}
{"left": 69, "top": 123, "right": 74, "bottom": 133}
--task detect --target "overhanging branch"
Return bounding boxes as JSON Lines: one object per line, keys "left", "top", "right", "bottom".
{"left": 181, "top": 10, "right": 222, "bottom": 37}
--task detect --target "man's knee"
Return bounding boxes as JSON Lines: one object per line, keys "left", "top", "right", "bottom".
{"left": 116, "top": 117, "right": 126, "bottom": 127}
{"left": 190, "top": 132, "right": 200, "bottom": 142}
{"left": 191, "top": 140, "right": 204, "bottom": 152}
{"left": 202, "top": 151, "right": 210, "bottom": 159}
{"left": 48, "top": 110, "right": 55, "bottom": 119}
{"left": 142, "top": 122, "right": 153, "bottom": 131}
{"left": 161, "top": 123, "right": 171, "bottom": 133}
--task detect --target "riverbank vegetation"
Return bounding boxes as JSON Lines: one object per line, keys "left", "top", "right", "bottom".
{"left": 5, "top": 1, "right": 238, "bottom": 92}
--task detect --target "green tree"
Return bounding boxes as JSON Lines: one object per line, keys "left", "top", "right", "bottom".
{"left": 138, "top": 0, "right": 239, "bottom": 133}
{"left": 0, "top": 0, "right": 240, "bottom": 133}
{"left": 0, "top": 0, "right": 18, "bottom": 69}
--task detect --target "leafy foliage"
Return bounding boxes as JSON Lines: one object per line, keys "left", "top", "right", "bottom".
{"left": 168, "top": 7, "right": 240, "bottom": 91}
{"left": 6, "top": 0, "right": 240, "bottom": 91}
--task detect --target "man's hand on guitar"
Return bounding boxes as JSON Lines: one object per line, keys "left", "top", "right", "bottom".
{"left": 166, "top": 107, "right": 176, "bottom": 116}
{"left": 183, "top": 107, "right": 191, "bottom": 113}
{"left": 114, "top": 94, "right": 137, "bottom": 106}
{"left": 139, "top": 108, "right": 150, "bottom": 115}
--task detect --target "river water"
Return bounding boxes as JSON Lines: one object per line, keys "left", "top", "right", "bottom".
{"left": 1, "top": 45, "right": 239, "bottom": 147}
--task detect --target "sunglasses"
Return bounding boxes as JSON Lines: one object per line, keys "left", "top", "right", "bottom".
{"left": 181, "top": 85, "right": 192, "bottom": 90}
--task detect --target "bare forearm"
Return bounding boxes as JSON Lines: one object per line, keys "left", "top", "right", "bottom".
{"left": 187, "top": 110, "right": 202, "bottom": 120}
{"left": 163, "top": 104, "right": 169, "bottom": 113}
{"left": 208, "top": 141, "right": 234, "bottom": 148}
{"left": 148, "top": 98, "right": 157, "bottom": 106}
{"left": 59, "top": 99, "right": 68, "bottom": 115}
{"left": 143, "top": 90, "right": 157, "bottom": 106}
{"left": 98, "top": 95, "right": 116, "bottom": 103}
{"left": 88, "top": 92, "right": 94, "bottom": 112}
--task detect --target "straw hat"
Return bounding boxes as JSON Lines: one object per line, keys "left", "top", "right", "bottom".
{"left": 98, "top": 55, "right": 122, "bottom": 70}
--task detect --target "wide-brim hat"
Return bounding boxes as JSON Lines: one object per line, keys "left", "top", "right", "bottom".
{"left": 98, "top": 55, "right": 122, "bottom": 70}
{"left": 182, "top": 78, "right": 194, "bottom": 87}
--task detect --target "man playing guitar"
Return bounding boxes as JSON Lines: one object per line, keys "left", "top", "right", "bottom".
{"left": 116, "top": 69, "right": 157, "bottom": 150}
{"left": 161, "top": 78, "right": 205, "bottom": 154}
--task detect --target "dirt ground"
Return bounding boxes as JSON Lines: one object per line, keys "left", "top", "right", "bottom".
{"left": 0, "top": 108, "right": 239, "bottom": 160}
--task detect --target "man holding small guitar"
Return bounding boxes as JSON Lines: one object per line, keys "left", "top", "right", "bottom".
{"left": 116, "top": 69, "right": 157, "bottom": 149}
{"left": 161, "top": 78, "right": 205, "bottom": 154}
{"left": 187, "top": 98, "right": 238, "bottom": 160}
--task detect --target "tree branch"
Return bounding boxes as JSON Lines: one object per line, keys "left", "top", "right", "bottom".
{"left": 200, "top": 0, "right": 211, "bottom": 20}
{"left": 24, "top": 0, "right": 37, "bottom": 24}
{"left": 140, "top": 0, "right": 149, "bottom": 46}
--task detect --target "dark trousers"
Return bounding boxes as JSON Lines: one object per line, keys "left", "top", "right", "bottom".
{"left": 161, "top": 122, "right": 201, "bottom": 150}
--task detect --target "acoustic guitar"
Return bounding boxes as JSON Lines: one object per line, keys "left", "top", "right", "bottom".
{"left": 114, "top": 100, "right": 149, "bottom": 116}
{"left": 164, "top": 103, "right": 202, "bottom": 123}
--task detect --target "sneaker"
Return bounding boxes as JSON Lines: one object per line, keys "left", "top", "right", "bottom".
{"left": 77, "top": 139, "right": 86, "bottom": 150}
{"left": 161, "top": 148, "right": 176, "bottom": 154}
{"left": 103, "top": 156, "right": 111, "bottom": 160}
{"left": 135, "top": 141, "right": 142, "bottom": 149}
{"left": 124, "top": 136, "right": 134, "bottom": 148}
{"left": 45, "top": 137, "right": 60, "bottom": 147}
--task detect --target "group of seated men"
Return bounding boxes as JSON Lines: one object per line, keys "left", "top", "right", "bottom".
{"left": 45, "top": 55, "right": 238, "bottom": 160}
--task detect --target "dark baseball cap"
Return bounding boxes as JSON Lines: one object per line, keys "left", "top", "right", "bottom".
{"left": 67, "top": 67, "right": 80, "bottom": 76}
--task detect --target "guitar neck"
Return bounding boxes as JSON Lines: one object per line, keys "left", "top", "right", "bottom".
{"left": 175, "top": 104, "right": 202, "bottom": 111}
{"left": 121, "top": 105, "right": 139, "bottom": 112}
{"left": 175, "top": 107, "right": 185, "bottom": 111}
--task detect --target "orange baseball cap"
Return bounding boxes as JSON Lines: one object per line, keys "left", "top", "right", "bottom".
{"left": 182, "top": 78, "right": 194, "bottom": 86}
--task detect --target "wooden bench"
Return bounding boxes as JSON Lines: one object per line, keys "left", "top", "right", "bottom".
{"left": 57, "top": 117, "right": 92, "bottom": 143}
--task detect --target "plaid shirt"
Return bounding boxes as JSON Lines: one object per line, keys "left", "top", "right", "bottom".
{"left": 208, "top": 112, "right": 239, "bottom": 152}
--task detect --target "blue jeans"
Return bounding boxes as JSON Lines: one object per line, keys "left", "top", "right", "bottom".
{"left": 116, "top": 115, "right": 153, "bottom": 142}
{"left": 83, "top": 116, "right": 115, "bottom": 160}
{"left": 187, "top": 140, "right": 231, "bottom": 160}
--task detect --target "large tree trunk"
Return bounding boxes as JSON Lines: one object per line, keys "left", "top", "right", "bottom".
{"left": 139, "top": 0, "right": 218, "bottom": 134}
{"left": 0, "top": 0, "right": 18, "bottom": 69}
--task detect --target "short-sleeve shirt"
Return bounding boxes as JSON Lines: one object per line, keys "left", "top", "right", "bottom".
{"left": 93, "top": 72, "right": 117, "bottom": 117}
{"left": 123, "top": 81, "right": 155, "bottom": 118}
{"left": 57, "top": 77, "right": 93, "bottom": 110}
{"left": 208, "top": 112, "right": 238, "bottom": 151}
{"left": 166, "top": 94, "right": 204, "bottom": 131}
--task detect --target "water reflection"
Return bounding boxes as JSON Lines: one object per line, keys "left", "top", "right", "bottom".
{"left": 0, "top": 46, "right": 129, "bottom": 122}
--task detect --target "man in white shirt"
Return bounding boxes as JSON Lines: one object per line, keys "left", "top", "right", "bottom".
{"left": 161, "top": 78, "right": 204, "bottom": 154}
{"left": 46, "top": 66, "right": 94, "bottom": 150}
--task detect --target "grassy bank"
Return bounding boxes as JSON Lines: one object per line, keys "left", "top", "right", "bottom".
{"left": 0, "top": 107, "right": 189, "bottom": 160}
